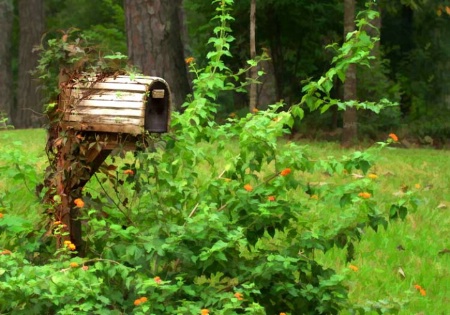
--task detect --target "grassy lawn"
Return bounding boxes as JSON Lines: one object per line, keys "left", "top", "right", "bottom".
{"left": 0, "top": 129, "right": 449, "bottom": 314}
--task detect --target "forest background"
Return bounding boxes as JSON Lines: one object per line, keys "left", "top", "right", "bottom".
{"left": 1, "top": 0, "right": 450, "bottom": 147}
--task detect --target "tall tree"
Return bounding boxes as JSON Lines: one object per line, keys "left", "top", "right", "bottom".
{"left": 249, "top": 0, "right": 257, "bottom": 112}
{"left": 124, "top": 0, "right": 190, "bottom": 110}
{"left": 14, "top": 0, "right": 45, "bottom": 128}
{"left": 0, "top": 0, "right": 14, "bottom": 122}
{"left": 341, "top": 0, "right": 357, "bottom": 146}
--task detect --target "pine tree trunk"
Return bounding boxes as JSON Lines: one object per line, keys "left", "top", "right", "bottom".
{"left": 341, "top": 0, "right": 357, "bottom": 147}
{"left": 14, "top": 0, "right": 45, "bottom": 128}
{"left": 124, "top": 0, "right": 190, "bottom": 110}
{"left": 0, "top": 0, "right": 13, "bottom": 124}
{"left": 249, "top": 0, "right": 257, "bottom": 113}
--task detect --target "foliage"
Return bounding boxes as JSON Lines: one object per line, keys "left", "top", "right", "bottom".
{"left": 0, "top": 1, "right": 421, "bottom": 314}
{"left": 32, "top": 28, "right": 129, "bottom": 110}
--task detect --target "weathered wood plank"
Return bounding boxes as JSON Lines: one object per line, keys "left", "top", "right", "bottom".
{"left": 75, "top": 99, "right": 144, "bottom": 109}
{"left": 67, "top": 107, "right": 143, "bottom": 117}
{"left": 70, "top": 90, "right": 145, "bottom": 102}
{"left": 65, "top": 114, "right": 143, "bottom": 126}
{"left": 61, "top": 121, "right": 143, "bottom": 135}
{"left": 74, "top": 82, "right": 148, "bottom": 92}
{"left": 102, "top": 76, "right": 160, "bottom": 85}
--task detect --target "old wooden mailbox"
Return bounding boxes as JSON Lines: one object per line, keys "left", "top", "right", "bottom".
{"left": 48, "top": 74, "right": 172, "bottom": 255}
{"left": 60, "top": 75, "right": 171, "bottom": 135}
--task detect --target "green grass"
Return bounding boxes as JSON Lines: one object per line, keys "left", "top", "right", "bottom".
{"left": 0, "top": 129, "right": 449, "bottom": 314}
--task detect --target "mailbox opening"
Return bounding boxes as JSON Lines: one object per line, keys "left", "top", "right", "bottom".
{"left": 145, "top": 81, "right": 170, "bottom": 133}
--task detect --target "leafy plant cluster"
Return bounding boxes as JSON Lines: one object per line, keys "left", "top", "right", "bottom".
{"left": 0, "top": 0, "right": 418, "bottom": 314}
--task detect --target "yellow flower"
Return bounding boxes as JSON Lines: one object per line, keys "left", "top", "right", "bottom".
{"left": 310, "top": 194, "right": 319, "bottom": 200}
{"left": 388, "top": 133, "right": 399, "bottom": 142}
{"left": 234, "top": 292, "right": 244, "bottom": 300}
{"left": 74, "top": 198, "right": 84, "bottom": 208}
{"left": 415, "top": 183, "right": 421, "bottom": 189}
{"left": 349, "top": 264, "right": 358, "bottom": 272}
{"left": 280, "top": 168, "right": 291, "bottom": 176}
{"left": 68, "top": 243, "right": 76, "bottom": 251}
{"left": 358, "top": 192, "right": 371, "bottom": 199}
{"left": 185, "top": 57, "right": 195, "bottom": 64}
{"left": 368, "top": 173, "right": 378, "bottom": 180}
{"left": 244, "top": 184, "right": 253, "bottom": 192}
{"left": 69, "top": 262, "right": 79, "bottom": 268}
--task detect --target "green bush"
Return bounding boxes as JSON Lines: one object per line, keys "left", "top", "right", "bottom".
{"left": 0, "top": 1, "right": 416, "bottom": 314}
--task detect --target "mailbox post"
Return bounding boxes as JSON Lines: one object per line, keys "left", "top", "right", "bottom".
{"left": 47, "top": 75, "right": 171, "bottom": 255}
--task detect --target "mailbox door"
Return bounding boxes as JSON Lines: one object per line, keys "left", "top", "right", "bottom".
{"left": 144, "top": 81, "right": 170, "bottom": 133}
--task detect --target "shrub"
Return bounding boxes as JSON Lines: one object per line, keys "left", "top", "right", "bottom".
{"left": 0, "top": 1, "right": 416, "bottom": 314}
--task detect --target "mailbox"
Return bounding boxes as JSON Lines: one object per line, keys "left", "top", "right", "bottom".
{"left": 60, "top": 75, "right": 171, "bottom": 135}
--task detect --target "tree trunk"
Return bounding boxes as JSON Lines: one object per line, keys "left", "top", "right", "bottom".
{"left": 249, "top": 0, "right": 257, "bottom": 113}
{"left": 13, "top": 0, "right": 45, "bottom": 128}
{"left": 124, "top": 0, "right": 190, "bottom": 110}
{"left": 341, "top": 0, "right": 357, "bottom": 147}
{"left": 0, "top": 0, "right": 14, "bottom": 124}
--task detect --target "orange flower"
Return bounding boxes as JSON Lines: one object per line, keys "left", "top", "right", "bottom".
{"left": 68, "top": 243, "right": 76, "bottom": 251}
{"left": 367, "top": 173, "right": 378, "bottom": 180}
{"left": 54, "top": 220, "right": 62, "bottom": 225}
{"left": 252, "top": 108, "right": 259, "bottom": 113}
{"left": 280, "top": 168, "right": 291, "bottom": 176}
{"left": 69, "top": 262, "right": 79, "bottom": 268}
{"left": 134, "top": 299, "right": 142, "bottom": 306}
{"left": 0, "top": 213, "right": 3, "bottom": 219}
{"left": 349, "top": 264, "right": 358, "bottom": 272}
{"left": 267, "top": 195, "right": 276, "bottom": 202}
{"left": 388, "top": 133, "right": 399, "bottom": 142}
{"left": 82, "top": 265, "right": 89, "bottom": 271}
{"left": 244, "top": 184, "right": 253, "bottom": 192}
{"left": 234, "top": 292, "right": 244, "bottom": 300}
{"left": 1, "top": 250, "right": 12, "bottom": 255}
{"left": 154, "top": 276, "right": 162, "bottom": 284}
{"left": 358, "top": 192, "right": 371, "bottom": 199}
{"left": 414, "top": 284, "right": 422, "bottom": 290}
{"left": 229, "top": 112, "right": 236, "bottom": 118}
{"left": 201, "top": 309, "right": 209, "bottom": 315}
{"left": 446, "top": 6, "right": 450, "bottom": 15}
{"left": 185, "top": 57, "right": 195, "bottom": 64}
{"left": 139, "top": 297, "right": 148, "bottom": 303}
{"left": 419, "top": 288, "right": 426, "bottom": 296}
{"left": 280, "top": 313, "right": 287, "bottom": 315}
{"left": 74, "top": 198, "right": 84, "bottom": 208}
{"left": 124, "top": 169, "right": 134, "bottom": 175}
